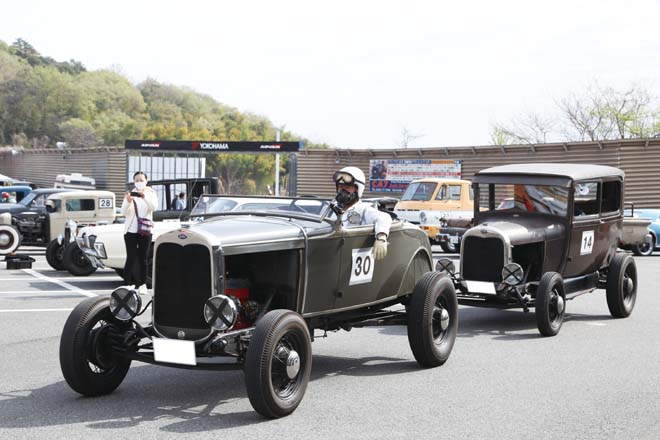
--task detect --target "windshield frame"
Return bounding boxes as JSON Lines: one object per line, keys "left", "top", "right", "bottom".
{"left": 188, "top": 195, "right": 336, "bottom": 224}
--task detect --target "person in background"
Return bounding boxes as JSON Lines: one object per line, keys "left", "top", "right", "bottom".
{"left": 1, "top": 192, "right": 9, "bottom": 203}
{"left": 122, "top": 171, "right": 158, "bottom": 295}
{"left": 174, "top": 192, "right": 186, "bottom": 210}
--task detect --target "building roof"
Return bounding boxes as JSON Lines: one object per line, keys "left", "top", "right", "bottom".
{"left": 475, "top": 163, "right": 624, "bottom": 181}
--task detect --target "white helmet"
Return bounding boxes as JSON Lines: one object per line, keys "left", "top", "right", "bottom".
{"left": 334, "top": 166, "right": 366, "bottom": 198}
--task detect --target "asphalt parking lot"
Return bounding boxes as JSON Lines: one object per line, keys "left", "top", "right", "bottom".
{"left": 1, "top": 247, "right": 660, "bottom": 440}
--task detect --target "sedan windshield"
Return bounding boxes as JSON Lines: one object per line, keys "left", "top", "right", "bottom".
{"left": 478, "top": 183, "right": 569, "bottom": 217}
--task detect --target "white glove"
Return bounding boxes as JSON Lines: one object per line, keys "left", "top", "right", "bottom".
{"left": 373, "top": 237, "right": 388, "bottom": 260}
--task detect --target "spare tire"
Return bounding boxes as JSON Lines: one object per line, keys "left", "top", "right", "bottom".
{"left": 0, "top": 224, "right": 21, "bottom": 255}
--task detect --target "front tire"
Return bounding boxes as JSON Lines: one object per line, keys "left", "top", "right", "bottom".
{"left": 46, "top": 239, "right": 66, "bottom": 271}
{"left": 606, "top": 253, "right": 637, "bottom": 318}
{"left": 59, "top": 297, "right": 131, "bottom": 396}
{"left": 535, "top": 272, "right": 566, "bottom": 337}
{"left": 244, "top": 310, "right": 312, "bottom": 418}
{"left": 439, "top": 240, "right": 461, "bottom": 254}
{"left": 63, "top": 242, "right": 97, "bottom": 276}
{"left": 407, "top": 272, "right": 458, "bottom": 367}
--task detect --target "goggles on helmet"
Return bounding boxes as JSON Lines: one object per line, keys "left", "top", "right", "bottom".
{"left": 333, "top": 171, "right": 363, "bottom": 186}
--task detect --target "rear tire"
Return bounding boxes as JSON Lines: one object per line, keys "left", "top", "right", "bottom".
{"left": 63, "top": 242, "right": 97, "bottom": 276}
{"left": 244, "top": 310, "right": 312, "bottom": 418}
{"left": 407, "top": 272, "right": 458, "bottom": 367}
{"left": 0, "top": 224, "right": 21, "bottom": 255}
{"left": 606, "top": 253, "right": 637, "bottom": 318}
{"left": 535, "top": 272, "right": 566, "bottom": 337}
{"left": 46, "top": 239, "right": 66, "bottom": 271}
{"left": 632, "top": 235, "right": 655, "bottom": 256}
{"left": 59, "top": 297, "right": 131, "bottom": 396}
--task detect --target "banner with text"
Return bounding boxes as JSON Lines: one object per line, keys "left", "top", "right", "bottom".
{"left": 369, "top": 159, "right": 462, "bottom": 192}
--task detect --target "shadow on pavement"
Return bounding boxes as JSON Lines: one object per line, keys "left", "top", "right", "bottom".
{"left": 0, "top": 353, "right": 416, "bottom": 432}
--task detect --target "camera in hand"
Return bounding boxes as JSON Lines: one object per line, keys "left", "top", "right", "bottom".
{"left": 130, "top": 191, "right": 143, "bottom": 197}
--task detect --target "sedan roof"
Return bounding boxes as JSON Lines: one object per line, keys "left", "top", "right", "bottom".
{"left": 474, "top": 163, "right": 624, "bottom": 184}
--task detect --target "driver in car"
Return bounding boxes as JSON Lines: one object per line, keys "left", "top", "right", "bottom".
{"left": 333, "top": 166, "right": 392, "bottom": 260}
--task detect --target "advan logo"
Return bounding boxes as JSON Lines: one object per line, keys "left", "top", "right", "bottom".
{"left": 260, "top": 144, "right": 282, "bottom": 150}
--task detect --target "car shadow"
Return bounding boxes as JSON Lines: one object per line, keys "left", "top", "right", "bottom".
{"left": 0, "top": 353, "right": 417, "bottom": 432}
{"left": 457, "top": 307, "right": 614, "bottom": 340}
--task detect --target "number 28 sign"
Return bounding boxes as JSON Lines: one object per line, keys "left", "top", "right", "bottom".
{"left": 350, "top": 247, "right": 375, "bottom": 285}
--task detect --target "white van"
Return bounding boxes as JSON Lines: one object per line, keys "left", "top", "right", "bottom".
{"left": 54, "top": 173, "right": 96, "bottom": 190}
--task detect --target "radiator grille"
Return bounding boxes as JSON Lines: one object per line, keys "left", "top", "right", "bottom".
{"left": 462, "top": 236, "right": 505, "bottom": 282}
{"left": 154, "top": 243, "right": 212, "bottom": 334}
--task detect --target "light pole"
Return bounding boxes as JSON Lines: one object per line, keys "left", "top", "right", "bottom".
{"left": 275, "top": 130, "right": 280, "bottom": 196}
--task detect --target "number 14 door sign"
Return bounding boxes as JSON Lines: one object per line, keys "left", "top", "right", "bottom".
{"left": 580, "top": 230, "right": 594, "bottom": 255}
{"left": 350, "top": 247, "right": 375, "bottom": 285}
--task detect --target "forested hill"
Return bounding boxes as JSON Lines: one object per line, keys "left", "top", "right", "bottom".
{"left": 0, "top": 38, "right": 327, "bottom": 149}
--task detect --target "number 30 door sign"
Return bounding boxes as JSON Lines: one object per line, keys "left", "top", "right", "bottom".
{"left": 580, "top": 230, "right": 594, "bottom": 255}
{"left": 350, "top": 247, "right": 375, "bottom": 285}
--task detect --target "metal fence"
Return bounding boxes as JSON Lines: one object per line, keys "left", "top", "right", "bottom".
{"left": 296, "top": 138, "right": 660, "bottom": 208}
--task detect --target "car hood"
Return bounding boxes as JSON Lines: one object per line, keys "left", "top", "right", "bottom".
{"left": 180, "top": 215, "right": 333, "bottom": 248}
{"left": 476, "top": 216, "right": 565, "bottom": 245}
{"left": 0, "top": 203, "right": 28, "bottom": 214}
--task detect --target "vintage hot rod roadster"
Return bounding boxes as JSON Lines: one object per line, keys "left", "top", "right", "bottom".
{"left": 59, "top": 196, "right": 458, "bottom": 418}
{"left": 436, "top": 163, "right": 637, "bottom": 337}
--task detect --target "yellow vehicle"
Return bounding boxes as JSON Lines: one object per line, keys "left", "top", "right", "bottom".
{"left": 394, "top": 179, "right": 473, "bottom": 250}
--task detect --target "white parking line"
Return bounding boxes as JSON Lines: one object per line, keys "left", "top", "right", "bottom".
{"left": 0, "top": 289, "right": 115, "bottom": 295}
{"left": 21, "top": 269, "right": 98, "bottom": 298}
{"left": 0, "top": 308, "right": 73, "bottom": 313}
{"left": 0, "top": 276, "right": 121, "bottom": 282}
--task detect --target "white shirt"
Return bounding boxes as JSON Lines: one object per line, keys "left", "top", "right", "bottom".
{"left": 121, "top": 188, "right": 158, "bottom": 233}
{"left": 341, "top": 201, "right": 392, "bottom": 237}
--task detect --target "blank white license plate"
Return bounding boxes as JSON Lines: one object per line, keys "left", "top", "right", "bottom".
{"left": 153, "top": 338, "right": 197, "bottom": 366}
{"left": 465, "top": 280, "right": 497, "bottom": 295}
{"left": 450, "top": 236, "right": 459, "bottom": 244}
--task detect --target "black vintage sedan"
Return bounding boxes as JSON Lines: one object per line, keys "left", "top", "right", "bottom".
{"left": 59, "top": 196, "right": 458, "bottom": 418}
{"left": 436, "top": 163, "right": 637, "bottom": 336}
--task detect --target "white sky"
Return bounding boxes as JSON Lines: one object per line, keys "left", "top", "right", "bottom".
{"left": 1, "top": 0, "right": 659, "bottom": 148}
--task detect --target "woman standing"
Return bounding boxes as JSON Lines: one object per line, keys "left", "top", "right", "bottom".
{"left": 121, "top": 171, "right": 158, "bottom": 295}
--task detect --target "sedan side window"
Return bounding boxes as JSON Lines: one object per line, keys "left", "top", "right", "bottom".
{"left": 66, "top": 199, "right": 95, "bottom": 211}
{"left": 574, "top": 182, "right": 599, "bottom": 217}
{"left": 601, "top": 181, "right": 622, "bottom": 214}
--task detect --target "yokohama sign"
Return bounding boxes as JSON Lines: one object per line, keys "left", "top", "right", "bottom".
{"left": 125, "top": 140, "right": 302, "bottom": 152}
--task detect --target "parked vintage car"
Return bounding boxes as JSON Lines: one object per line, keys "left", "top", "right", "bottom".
{"left": 394, "top": 178, "right": 473, "bottom": 252}
{"left": 59, "top": 196, "right": 458, "bottom": 418}
{"left": 75, "top": 195, "right": 304, "bottom": 279}
{"left": 621, "top": 206, "right": 660, "bottom": 256}
{"left": 0, "top": 188, "right": 73, "bottom": 255}
{"left": 32, "top": 191, "right": 116, "bottom": 271}
{"left": 0, "top": 185, "right": 32, "bottom": 204}
{"left": 435, "top": 163, "right": 637, "bottom": 337}
{"left": 140, "top": 177, "right": 220, "bottom": 221}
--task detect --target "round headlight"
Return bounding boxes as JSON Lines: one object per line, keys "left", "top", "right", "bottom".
{"left": 502, "top": 263, "right": 524, "bottom": 286}
{"left": 109, "top": 287, "right": 142, "bottom": 321}
{"left": 204, "top": 295, "right": 239, "bottom": 331}
{"left": 435, "top": 257, "right": 456, "bottom": 275}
